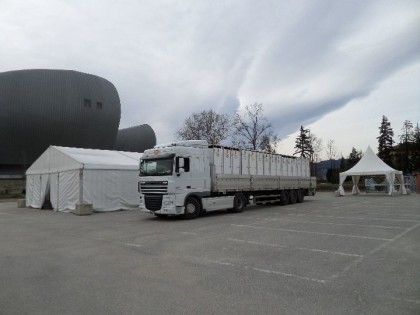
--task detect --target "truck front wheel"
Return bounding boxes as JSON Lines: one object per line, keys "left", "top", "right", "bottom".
{"left": 231, "top": 193, "right": 246, "bottom": 213}
{"left": 183, "top": 197, "right": 201, "bottom": 219}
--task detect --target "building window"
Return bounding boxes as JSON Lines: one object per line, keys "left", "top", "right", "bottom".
{"left": 84, "top": 99, "right": 91, "bottom": 108}
{"left": 97, "top": 102, "right": 103, "bottom": 110}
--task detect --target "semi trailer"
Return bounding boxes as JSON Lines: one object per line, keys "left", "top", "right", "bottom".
{"left": 139, "top": 140, "right": 316, "bottom": 219}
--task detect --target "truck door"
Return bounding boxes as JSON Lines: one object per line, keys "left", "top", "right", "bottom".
{"left": 176, "top": 155, "right": 209, "bottom": 194}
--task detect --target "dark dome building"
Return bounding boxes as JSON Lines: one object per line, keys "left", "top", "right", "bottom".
{"left": 114, "top": 124, "right": 156, "bottom": 153}
{"left": 0, "top": 69, "right": 121, "bottom": 172}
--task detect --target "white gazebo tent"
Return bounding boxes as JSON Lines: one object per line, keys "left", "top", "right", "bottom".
{"left": 26, "top": 146, "right": 142, "bottom": 212}
{"left": 338, "top": 146, "right": 407, "bottom": 196}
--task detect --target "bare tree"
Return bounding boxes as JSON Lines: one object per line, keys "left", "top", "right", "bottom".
{"left": 309, "top": 133, "right": 323, "bottom": 177}
{"left": 176, "top": 110, "right": 230, "bottom": 145}
{"left": 310, "top": 134, "right": 323, "bottom": 163}
{"left": 259, "top": 134, "right": 278, "bottom": 153}
{"left": 232, "top": 103, "right": 279, "bottom": 152}
{"left": 325, "top": 139, "right": 337, "bottom": 169}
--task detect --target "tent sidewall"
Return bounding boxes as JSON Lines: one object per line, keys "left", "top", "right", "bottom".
{"left": 83, "top": 169, "right": 139, "bottom": 212}
{"left": 339, "top": 171, "right": 406, "bottom": 196}
{"left": 26, "top": 146, "right": 142, "bottom": 212}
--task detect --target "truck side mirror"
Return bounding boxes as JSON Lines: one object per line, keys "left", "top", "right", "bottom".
{"left": 177, "top": 167, "right": 185, "bottom": 176}
{"left": 178, "top": 158, "right": 185, "bottom": 168}
{"left": 176, "top": 157, "right": 185, "bottom": 175}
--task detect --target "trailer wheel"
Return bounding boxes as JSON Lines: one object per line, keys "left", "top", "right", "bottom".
{"left": 183, "top": 197, "right": 201, "bottom": 219}
{"left": 296, "top": 190, "right": 304, "bottom": 203}
{"left": 289, "top": 190, "right": 297, "bottom": 204}
{"left": 232, "top": 193, "right": 246, "bottom": 213}
{"left": 279, "top": 190, "right": 289, "bottom": 205}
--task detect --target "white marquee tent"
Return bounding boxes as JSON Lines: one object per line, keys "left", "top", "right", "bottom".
{"left": 338, "top": 146, "right": 407, "bottom": 196}
{"left": 26, "top": 146, "right": 142, "bottom": 212}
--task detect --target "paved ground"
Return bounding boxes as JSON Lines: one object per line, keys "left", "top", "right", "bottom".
{"left": 0, "top": 192, "right": 419, "bottom": 314}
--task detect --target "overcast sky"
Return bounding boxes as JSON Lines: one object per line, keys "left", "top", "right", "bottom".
{"left": 1, "top": 0, "right": 419, "bottom": 158}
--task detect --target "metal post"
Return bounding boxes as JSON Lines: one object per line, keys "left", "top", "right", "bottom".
{"left": 79, "top": 168, "right": 83, "bottom": 205}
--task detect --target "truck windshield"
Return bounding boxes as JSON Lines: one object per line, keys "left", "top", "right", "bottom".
{"left": 140, "top": 157, "right": 174, "bottom": 176}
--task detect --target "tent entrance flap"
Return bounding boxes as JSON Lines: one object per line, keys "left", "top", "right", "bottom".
{"left": 26, "top": 174, "right": 50, "bottom": 208}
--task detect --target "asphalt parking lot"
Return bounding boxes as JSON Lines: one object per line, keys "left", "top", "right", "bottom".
{"left": 1, "top": 192, "right": 419, "bottom": 315}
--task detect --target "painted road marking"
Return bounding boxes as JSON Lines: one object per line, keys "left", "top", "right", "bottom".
{"left": 331, "top": 223, "right": 420, "bottom": 278}
{"left": 205, "top": 258, "right": 327, "bottom": 284}
{"left": 228, "top": 238, "right": 363, "bottom": 257}
{"left": 286, "top": 213, "right": 420, "bottom": 223}
{"left": 257, "top": 218, "right": 406, "bottom": 229}
{"left": 231, "top": 224, "right": 393, "bottom": 241}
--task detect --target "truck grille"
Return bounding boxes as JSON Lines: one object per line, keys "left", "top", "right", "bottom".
{"left": 140, "top": 181, "right": 168, "bottom": 194}
{"left": 145, "top": 194, "right": 163, "bottom": 211}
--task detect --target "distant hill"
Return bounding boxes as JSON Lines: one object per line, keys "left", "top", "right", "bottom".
{"left": 314, "top": 159, "right": 341, "bottom": 179}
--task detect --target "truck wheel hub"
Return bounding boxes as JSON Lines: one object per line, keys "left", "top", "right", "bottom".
{"left": 186, "top": 204, "right": 196, "bottom": 213}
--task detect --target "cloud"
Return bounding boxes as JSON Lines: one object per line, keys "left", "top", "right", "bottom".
{"left": 238, "top": 1, "right": 420, "bottom": 137}
{"left": 1, "top": 0, "right": 419, "bottom": 151}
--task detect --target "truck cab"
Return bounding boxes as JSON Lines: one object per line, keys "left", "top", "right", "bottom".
{"left": 139, "top": 140, "right": 210, "bottom": 218}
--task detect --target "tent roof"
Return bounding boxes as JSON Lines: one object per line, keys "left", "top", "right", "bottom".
{"left": 340, "top": 146, "right": 402, "bottom": 176}
{"left": 26, "top": 146, "right": 143, "bottom": 174}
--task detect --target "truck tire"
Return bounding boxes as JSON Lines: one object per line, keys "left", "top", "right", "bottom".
{"left": 183, "top": 197, "right": 201, "bottom": 219}
{"left": 231, "top": 193, "right": 246, "bottom": 213}
{"left": 279, "top": 190, "right": 289, "bottom": 205}
{"left": 297, "top": 190, "right": 304, "bottom": 203}
{"left": 289, "top": 190, "right": 297, "bottom": 204}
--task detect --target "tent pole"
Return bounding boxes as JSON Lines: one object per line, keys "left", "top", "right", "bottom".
{"left": 79, "top": 168, "right": 84, "bottom": 205}
{"left": 57, "top": 173, "right": 60, "bottom": 211}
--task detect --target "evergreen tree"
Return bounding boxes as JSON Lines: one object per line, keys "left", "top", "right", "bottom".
{"left": 412, "top": 123, "right": 420, "bottom": 172}
{"left": 347, "top": 147, "right": 362, "bottom": 170}
{"left": 399, "top": 120, "right": 414, "bottom": 174}
{"left": 339, "top": 156, "right": 346, "bottom": 171}
{"left": 377, "top": 115, "right": 394, "bottom": 166}
{"left": 294, "top": 126, "right": 313, "bottom": 158}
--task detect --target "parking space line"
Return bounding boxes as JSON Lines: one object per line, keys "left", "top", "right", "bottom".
{"left": 231, "top": 224, "right": 393, "bottom": 241}
{"left": 121, "top": 242, "right": 143, "bottom": 248}
{"left": 287, "top": 214, "right": 420, "bottom": 223}
{"left": 331, "top": 223, "right": 420, "bottom": 279}
{"left": 252, "top": 267, "right": 327, "bottom": 284}
{"left": 256, "top": 218, "right": 406, "bottom": 230}
{"left": 228, "top": 238, "right": 363, "bottom": 257}
{"left": 341, "top": 212, "right": 420, "bottom": 217}
{"left": 378, "top": 295, "right": 420, "bottom": 305}
{"left": 205, "top": 259, "right": 327, "bottom": 284}
{"left": 181, "top": 232, "right": 198, "bottom": 235}
{"left": 0, "top": 212, "right": 12, "bottom": 215}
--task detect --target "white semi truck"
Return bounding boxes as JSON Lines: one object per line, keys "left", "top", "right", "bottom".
{"left": 139, "top": 140, "right": 316, "bottom": 219}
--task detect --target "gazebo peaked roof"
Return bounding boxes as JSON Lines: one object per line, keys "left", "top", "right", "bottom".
{"left": 338, "top": 146, "right": 406, "bottom": 196}
{"left": 342, "top": 146, "right": 401, "bottom": 176}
